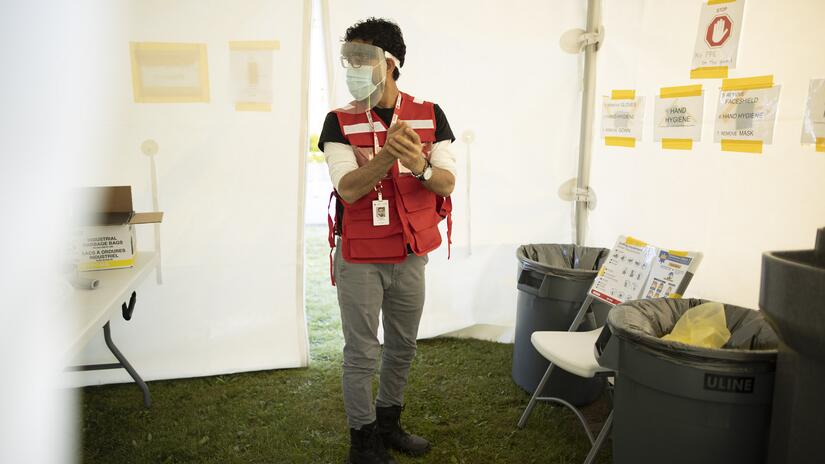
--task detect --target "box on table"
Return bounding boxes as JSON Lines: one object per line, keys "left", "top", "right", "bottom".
{"left": 70, "top": 186, "right": 163, "bottom": 271}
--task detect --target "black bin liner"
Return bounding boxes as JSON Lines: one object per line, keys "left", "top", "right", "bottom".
{"left": 512, "top": 244, "right": 610, "bottom": 407}
{"left": 606, "top": 298, "right": 778, "bottom": 464}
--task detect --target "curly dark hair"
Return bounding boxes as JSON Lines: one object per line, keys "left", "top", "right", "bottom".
{"left": 344, "top": 17, "right": 406, "bottom": 81}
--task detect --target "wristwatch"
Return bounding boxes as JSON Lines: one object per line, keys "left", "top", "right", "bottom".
{"left": 415, "top": 159, "right": 433, "bottom": 182}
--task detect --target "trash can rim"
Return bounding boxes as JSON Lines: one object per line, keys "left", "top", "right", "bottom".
{"left": 519, "top": 258, "right": 601, "bottom": 276}
{"left": 607, "top": 298, "right": 779, "bottom": 362}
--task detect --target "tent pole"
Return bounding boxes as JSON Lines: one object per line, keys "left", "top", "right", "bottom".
{"left": 320, "top": 0, "right": 335, "bottom": 106}
{"left": 574, "top": 0, "right": 602, "bottom": 246}
{"left": 296, "top": 0, "right": 313, "bottom": 367}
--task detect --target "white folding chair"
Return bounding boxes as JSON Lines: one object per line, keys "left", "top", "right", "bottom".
{"left": 516, "top": 297, "right": 614, "bottom": 464}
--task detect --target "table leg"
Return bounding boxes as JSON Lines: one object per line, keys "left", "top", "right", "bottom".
{"left": 102, "top": 321, "right": 151, "bottom": 408}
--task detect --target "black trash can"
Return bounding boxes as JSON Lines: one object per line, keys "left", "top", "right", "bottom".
{"left": 603, "top": 298, "right": 779, "bottom": 464}
{"left": 512, "top": 243, "right": 610, "bottom": 406}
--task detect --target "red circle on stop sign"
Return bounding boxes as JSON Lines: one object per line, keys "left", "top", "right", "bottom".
{"left": 705, "top": 15, "right": 732, "bottom": 48}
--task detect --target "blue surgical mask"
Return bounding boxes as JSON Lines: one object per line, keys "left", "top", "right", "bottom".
{"left": 346, "top": 66, "right": 377, "bottom": 101}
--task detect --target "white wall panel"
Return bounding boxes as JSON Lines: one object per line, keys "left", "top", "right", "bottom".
{"left": 589, "top": 0, "right": 825, "bottom": 309}
{"left": 326, "top": 1, "right": 587, "bottom": 335}
{"left": 69, "top": 0, "right": 310, "bottom": 385}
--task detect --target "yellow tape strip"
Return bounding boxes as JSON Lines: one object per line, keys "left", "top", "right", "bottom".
{"left": 667, "top": 293, "right": 684, "bottom": 299}
{"left": 662, "top": 138, "right": 693, "bottom": 150}
{"left": 721, "top": 139, "right": 763, "bottom": 154}
{"left": 235, "top": 102, "right": 272, "bottom": 112}
{"left": 229, "top": 40, "right": 280, "bottom": 51}
{"left": 660, "top": 84, "right": 703, "bottom": 98}
{"left": 722, "top": 75, "right": 774, "bottom": 91}
{"left": 605, "top": 136, "right": 636, "bottom": 147}
{"left": 78, "top": 258, "right": 136, "bottom": 271}
{"left": 625, "top": 237, "right": 648, "bottom": 247}
{"left": 709, "top": 0, "right": 736, "bottom": 5}
{"left": 690, "top": 66, "right": 728, "bottom": 79}
{"left": 816, "top": 138, "right": 825, "bottom": 152}
{"left": 611, "top": 89, "right": 636, "bottom": 100}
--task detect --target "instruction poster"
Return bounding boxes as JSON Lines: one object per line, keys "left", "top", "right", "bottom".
{"left": 589, "top": 236, "right": 702, "bottom": 306}
{"left": 691, "top": 0, "right": 745, "bottom": 78}
{"left": 602, "top": 92, "right": 645, "bottom": 147}
{"left": 654, "top": 85, "right": 704, "bottom": 145}
{"left": 130, "top": 42, "right": 210, "bottom": 103}
{"left": 230, "top": 41, "right": 279, "bottom": 112}
{"left": 801, "top": 79, "right": 825, "bottom": 151}
{"left": 714, "top": 85, "right": 781, "bottom": 144}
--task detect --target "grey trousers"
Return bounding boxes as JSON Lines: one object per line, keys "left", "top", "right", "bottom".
{"left": 334, "top": 243, "right": 428, "bottom": 429}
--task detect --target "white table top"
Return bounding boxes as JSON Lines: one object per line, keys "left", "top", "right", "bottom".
{"left": 64, "top": 252, "right": 158, "bottom": 359}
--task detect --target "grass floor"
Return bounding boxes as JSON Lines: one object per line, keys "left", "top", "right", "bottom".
{"left": 81, "top": 225, "right": 611, "bottom": 463}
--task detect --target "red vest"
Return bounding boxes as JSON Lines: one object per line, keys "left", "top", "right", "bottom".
{"left": 328, "top": 92, "right": 452, "bottom": 272}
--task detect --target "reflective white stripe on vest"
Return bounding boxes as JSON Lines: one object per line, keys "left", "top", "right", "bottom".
{"left": 400, "top": 119, "right": 435, "bottom": 130}
{"left": 343, "top": 122, "right": 386, "bottom": 135}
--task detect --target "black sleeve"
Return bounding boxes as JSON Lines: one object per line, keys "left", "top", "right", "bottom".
{"left": 318, "top": 112, "right": 347, "bottom": 152}
{"left": 433, "top": 104, "right": 456, "bottom": 143}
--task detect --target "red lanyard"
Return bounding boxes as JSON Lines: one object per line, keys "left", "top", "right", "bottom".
{"left": 364, "top": 93, "right": 402, "bottom": 198}
{"left": 365, "top": 92, "right": 402, "bottom": 157}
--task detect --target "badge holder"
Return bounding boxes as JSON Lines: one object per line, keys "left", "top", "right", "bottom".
{"left": 372, "top": 188, "right": 389, "bottom": 226}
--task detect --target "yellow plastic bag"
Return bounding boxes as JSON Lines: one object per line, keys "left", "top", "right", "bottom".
{"left": 661, "top": 302, "right": 731, "bottom": 349}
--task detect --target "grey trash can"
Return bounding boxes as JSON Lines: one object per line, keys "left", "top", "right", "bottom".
{"left": 512, "top": 243, "right": 610, "bottom": 407}
{"left": 603, "top": 298, "right": 779, "bottom": 464}
{"left": 760, "top": 227, "right": 825, "bottom": 464}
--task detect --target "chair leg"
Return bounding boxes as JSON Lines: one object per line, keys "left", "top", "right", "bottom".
{"left": 583, "top": 410, "right": 613, "bottom": 464}
{"left": 543, "top": 397, "right": 595, "bottom": 445}
{"left": 517, "top": 363, "right": 555, "bottom": 428}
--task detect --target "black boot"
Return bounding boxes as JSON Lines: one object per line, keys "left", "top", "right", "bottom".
{"left": 376, "top": 405, "right": 431, "bottom": 457}
{"left": 347, "top": 421, "right": 397, "bottom": 464}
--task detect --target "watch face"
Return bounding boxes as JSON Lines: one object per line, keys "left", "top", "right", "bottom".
{"left": 423, "top": 166, "right": 433, "bottom": 181}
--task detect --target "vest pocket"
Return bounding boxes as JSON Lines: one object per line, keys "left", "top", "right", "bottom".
{"left": 347, "top": 234, "right": 407, "bottom": 261}
{"left": 405, "top": 209, "right": 442, "bottom": 252}
{"left": 344, "top": 221, "right": 402, "bottom": 239}
{"left": 398, "top": 185, "right": 436, "bottom": 212}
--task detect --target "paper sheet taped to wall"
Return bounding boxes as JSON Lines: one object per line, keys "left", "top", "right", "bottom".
{"left": 690, "top": 0, "right": 745, "bottom": 79}
{"left": 801, "top": 79, "right": 825, "bottom": 152}
{"left": 130, "top": 42, "right": 210, "bottom": 103}
{"left": 602, "top": 90, "right": 644, "bottom": 147}
{"left": 230, "top": 41, "right": 280, "bottom": 112}
{"left": 655, "top": 84, "right": 704, "bottom": 149}
{"left": 714, "top": 76, "right": 781, "bottom": 153}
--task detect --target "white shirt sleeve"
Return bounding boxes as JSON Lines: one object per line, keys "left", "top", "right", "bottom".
{"left": 323, "top": 142, "right": 358, "bottom": 191}
{"left": 429, "top": 140, "right": 457, "bottom": 177}
{"left": 324, "top": 139, "right": 457, "bottom": 191}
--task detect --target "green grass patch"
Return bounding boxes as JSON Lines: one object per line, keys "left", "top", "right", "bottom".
{"left": 81, "top": 225, "right": 611, "bottom": 463}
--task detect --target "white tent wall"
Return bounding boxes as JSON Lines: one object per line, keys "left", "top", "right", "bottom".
{"left": 68, "top": 0, "right": 311, "bottom": 386}
{"left": 588, "top": 0, "right": 825, "bottom": 309}
{"left": 325, "top": 1, "right": 587, "bottom": 337}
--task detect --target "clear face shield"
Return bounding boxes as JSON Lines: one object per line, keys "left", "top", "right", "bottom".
{"left": 339, "top": 42, "right": 390, "bottom": 113}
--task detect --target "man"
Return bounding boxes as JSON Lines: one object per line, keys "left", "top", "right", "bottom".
{"left": 319, "top": 17, "right": 456, "bottom": 464}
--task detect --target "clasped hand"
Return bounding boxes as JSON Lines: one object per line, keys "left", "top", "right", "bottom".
{"left": 382, "top": 121, "right": 426, "bottom": 174}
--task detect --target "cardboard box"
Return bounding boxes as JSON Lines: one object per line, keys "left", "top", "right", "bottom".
{"left": 70, "top": 186, "right": 163, "bottom": 271}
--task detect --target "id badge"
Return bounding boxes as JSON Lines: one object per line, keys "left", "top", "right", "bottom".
{"left": 372, "top": 199, "right": 390, "bottom": 226}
